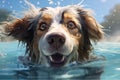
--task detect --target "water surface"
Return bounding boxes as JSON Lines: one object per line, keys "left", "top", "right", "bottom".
{"left": 0, "top": 41, "right": 120, "bottom": 80}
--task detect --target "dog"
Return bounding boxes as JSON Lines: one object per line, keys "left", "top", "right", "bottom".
{"left": 5, "top": 5, "right": 104, "bottom": 68}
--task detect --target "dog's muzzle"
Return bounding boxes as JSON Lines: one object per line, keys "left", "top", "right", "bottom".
{"left": 45, "top": 33, "right": 67, "bottom": 67}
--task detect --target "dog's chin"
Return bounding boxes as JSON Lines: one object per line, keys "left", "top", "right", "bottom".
{"left": 46, "top": 53, "right": 68, "bottom": 67}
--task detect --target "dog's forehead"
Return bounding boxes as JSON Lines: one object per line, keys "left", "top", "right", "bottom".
{"left": 41, "top": 6, "right": 79, "bottom": 20}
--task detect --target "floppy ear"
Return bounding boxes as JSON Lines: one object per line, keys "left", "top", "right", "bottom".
{"left": 76, "top": 8, "right": 104, "bottom": 61}
{"left": 4, "top": 8, "right": 46, "bottom": 63}
{"left": 79, "top": 9, "right": 104, "bottom": 41}
{"left": 5, "top": 18, "right": 34, "bottom": 43}
{"left": 5, "top": 17, "right": 40, "bottom": 62}
{"left": 5, "top": 7, "right": 45, "bottom": 43}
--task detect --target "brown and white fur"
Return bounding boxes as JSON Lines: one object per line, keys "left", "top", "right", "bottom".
{"left": 5, "top": 5, "right": 104, "bottom": 67}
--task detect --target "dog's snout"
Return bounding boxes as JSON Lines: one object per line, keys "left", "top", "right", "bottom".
{"left": 47, "top": 33, "right": 66, "bottom": 48}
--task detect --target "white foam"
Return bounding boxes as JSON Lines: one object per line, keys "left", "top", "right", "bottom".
{"left": 116, "top": 68, "right": 120, "bottom": 71}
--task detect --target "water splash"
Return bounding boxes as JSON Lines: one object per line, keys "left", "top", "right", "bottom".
{"left": 48, "top": 0, "right": 54, "bottom": 5}
{"left": 24, "top": 0, "right": 37, "bottom": 10}
{"left": 77, "top": 0, "right": 85, "bottom": 6}
{"left": 37, "top": 1, "right": 40, "bottom": 5}
{"left": 47, "top": 0, "right": 85, "bottom": 7}
{"left": 0, "top": 0, "right": 86, "bottom": 14}
{"left": 0, "top": 52, "right": 7, "bottom": 58}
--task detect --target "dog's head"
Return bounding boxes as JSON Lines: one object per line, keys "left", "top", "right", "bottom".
{"left": 5, "top": 5, "right": 103, "bottom": 67}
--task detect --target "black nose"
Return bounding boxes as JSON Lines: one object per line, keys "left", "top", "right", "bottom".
{"left": 47, "top": 33, "right": 66, "bottom": 48}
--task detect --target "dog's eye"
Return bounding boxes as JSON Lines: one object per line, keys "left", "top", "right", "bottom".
{"left": 67, "top": 21, "right": 76, "bottom": 29}
{"left": 39, "top": 22, "right": 48, "bottom": 31}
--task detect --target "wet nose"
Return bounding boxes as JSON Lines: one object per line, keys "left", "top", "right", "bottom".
{"left": 47, "top": 33, "right": 66, "bottom": 48}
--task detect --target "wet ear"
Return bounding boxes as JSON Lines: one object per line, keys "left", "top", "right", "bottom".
{"left": 76, "top": 7, "right": 104, "bottom": 61}
{"left": 79, "top": 9, "right": 104, "bottom": 41}
{"left": 5, "top": 18, "right": 34, "bottom": 42}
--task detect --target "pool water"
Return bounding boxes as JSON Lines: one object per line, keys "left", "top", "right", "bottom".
{"left": 0, "top": 41, "right": 120, "bottom": 80}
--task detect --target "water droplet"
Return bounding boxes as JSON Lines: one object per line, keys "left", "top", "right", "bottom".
{"left": 113, "top": 9, "right": 116, "bottom": 13}
{"left": 2, "top": 5, "right": 4, "bottom": 7}
{"left": 48, "top": 0, "right": 54, "bottom": 5}
{"left": 112, "top": 21, "right": 114, "bottom": 24}
{"left": 55, "top": 3, "right": 57, "bottom": 5}
{"left": 112, "top": 14, "right": 115, "bottom": 17}
{"left": 37, "top": 1, "right": 40, "bottom": 5}
{"left": 19, "top": 1, "right": 23, "bottom": 4}
{"left": 108, "top": 26, "right": 111, "bottom": 29}
{"left": 10, "top": 6, "right": 13, "bottom": 9}
{"left": 12, "top": 10, "right": 16, "bottom": 13}
{"left": 101, "top": 0, "right": 107, "bottom": 3}
{"left": 8, "top": 2, "right": 10, "bottom": 4}
{"left": 57, "top": 1, "right": 60, "bottom": 6}
{"left": 2, "top": 0, "right": 5, "bottom": 3}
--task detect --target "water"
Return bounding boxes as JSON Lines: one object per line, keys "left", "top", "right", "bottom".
{"left": 0, "top": 41, "right": 120, "bottom": 80}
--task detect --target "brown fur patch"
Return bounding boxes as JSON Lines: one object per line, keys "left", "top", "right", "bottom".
{"left": 36, "top": 13, "right": 52, "bottom": 37}
{"left": 63, "top": 12, "right": 79, "bottom": 26}
{"left": 39, "top": 13, "right": 52, "bottom": 25}
{"left": 62, "top": 12, "right": 81, "bottom": 36}
{"left": 5, "top": 18, "right": 32, "bottom": 42}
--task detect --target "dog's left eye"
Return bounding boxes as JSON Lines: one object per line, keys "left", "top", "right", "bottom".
{"left": 67, "top": 21, "right": 76, "bottom": 29}
{"left": 39, "top": 22, "right": 48, "bottom": 31}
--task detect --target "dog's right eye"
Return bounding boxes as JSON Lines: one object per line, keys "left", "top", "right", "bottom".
{"left": 67, "top": 21, "right": 76, "bottom": 29}
{"left": 38, "top": 22, "right": 48, "bottom": 31}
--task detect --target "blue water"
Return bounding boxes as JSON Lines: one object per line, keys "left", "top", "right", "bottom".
{"left": 0, "top": 41, "right": 120, "bottom": 80}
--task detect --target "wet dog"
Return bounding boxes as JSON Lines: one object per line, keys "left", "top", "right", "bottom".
{"left": 5, "top": 5, "right": 103, "bottom": 67}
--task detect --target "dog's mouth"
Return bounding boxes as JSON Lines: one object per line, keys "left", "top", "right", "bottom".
{"left": 47, "top": 53, "right": 67, "bottom": 67}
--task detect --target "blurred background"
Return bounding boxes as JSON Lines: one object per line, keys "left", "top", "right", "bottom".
{"left": 0, "top": 0, "right": 120, "bottom": 42}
